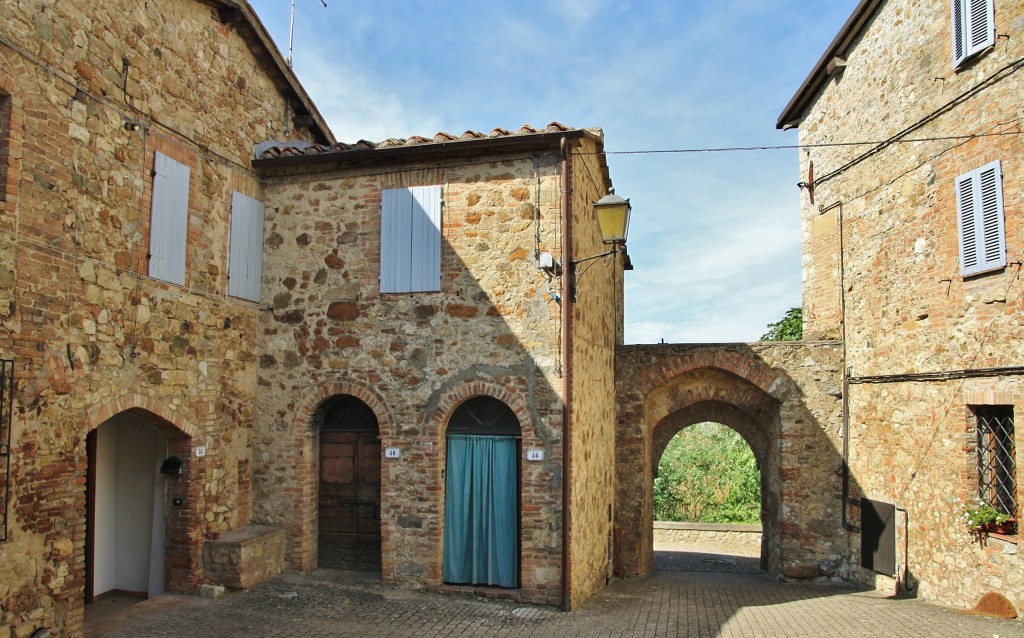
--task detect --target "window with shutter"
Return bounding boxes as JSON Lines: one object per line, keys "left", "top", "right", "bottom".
{"left": 956, "top": 160, "right": 1006, "bottom": 277}
{"left": 228, "top": 192, "right": 265, "bottom": 302}
{"left": 951, "top": 0, "right": 995, "bottom": 68}
{"left": 148, "top": 152, "right": 190, "bottom": 285}
{"left": 380, "top": 185, "right": 442, "bottom": 293}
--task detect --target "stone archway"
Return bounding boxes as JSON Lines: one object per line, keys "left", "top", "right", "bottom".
{"left": 651, "top": 400, "right": 778, "bottom": 572}
{"left": 620, "top": 364, "right": 783, "bottom": 576}
{"left": 267, "top": 380, "right": 392, "bottom": 573}
{"left": 614, "top": 344, "right": 844, "bottom": 581}
{"left": 85, "top": 405, "right": 194, "bottom": 603}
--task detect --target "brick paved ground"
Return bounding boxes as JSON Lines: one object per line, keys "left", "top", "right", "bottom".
{"left": 96, "top": 557, "right": 1024, "bottom": 638}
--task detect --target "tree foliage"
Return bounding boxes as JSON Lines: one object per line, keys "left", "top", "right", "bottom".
{"left": 654, "top": 423, "right": 761, "bottom": 524}
{"left": 760, "top": 306, "right": 803, "bottom": 341}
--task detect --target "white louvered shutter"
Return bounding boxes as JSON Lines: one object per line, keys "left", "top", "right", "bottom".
{"left": 957, "top": 160, "right": 1006, "bottom": 276}
{"left": 952, "top": 0, "right": 995, "bottom": 67}
{"left": 380, "top": 185, "right": 442, "bottom": 293}
{"left": 148, "top": 152, "right": 190, "bottom": 285}
{"left": 228, "top": 192, "right": 265, "bottom": 302}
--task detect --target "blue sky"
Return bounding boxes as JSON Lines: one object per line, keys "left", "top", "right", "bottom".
{"left": 247, "top": 0, "right": 860, "bottom": 343}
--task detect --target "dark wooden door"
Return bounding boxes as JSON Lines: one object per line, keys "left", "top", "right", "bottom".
{"left": 319, "top": 431, "right": 381, "bottom": 571}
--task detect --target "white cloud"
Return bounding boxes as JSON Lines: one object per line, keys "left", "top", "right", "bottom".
{"left": 293, "top": 54, "right": 445, "bottom": 142}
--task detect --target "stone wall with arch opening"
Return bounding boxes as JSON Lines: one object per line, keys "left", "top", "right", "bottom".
{"left": 614, "top": 342, "right": 845, "bottom": 580}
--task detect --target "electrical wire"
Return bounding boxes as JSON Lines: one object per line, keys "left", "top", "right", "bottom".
{"left": 593, "top": 129, "right": 1023, "bottom": 156}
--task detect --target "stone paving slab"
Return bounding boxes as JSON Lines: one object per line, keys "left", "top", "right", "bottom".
{"left": 100, "top": 567, "right": 1024, "bottom": 638}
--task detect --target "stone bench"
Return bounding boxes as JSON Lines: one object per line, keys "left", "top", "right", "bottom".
{"left": 202, "top": 525, "right": 285, "bottom": 590}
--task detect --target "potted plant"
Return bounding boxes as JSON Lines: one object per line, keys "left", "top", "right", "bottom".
{"left": 961, "top": 500, "right": 1016, "bottom": 534}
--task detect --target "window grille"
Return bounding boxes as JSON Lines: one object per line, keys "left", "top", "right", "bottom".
{"left": 1, "top": 359, "right": 12, "bottom": 542}
{"left": 976, "top": 405, "right": 1016, "bottom": 517}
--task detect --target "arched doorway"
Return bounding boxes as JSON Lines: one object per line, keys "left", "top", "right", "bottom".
{"left": 86, "top": 412, "right": 175, "bottom": 602}
{"left": 650, "top": 400, "right": 779, "bottom": 573}
{"left": 652, "top": 421, "right": 765, "bottom": 573}
{"left": 317, "top": 394, "right": 381, "bottom": 571}
{"left": 442, "top": 396, "right": 521, "bottom": 588}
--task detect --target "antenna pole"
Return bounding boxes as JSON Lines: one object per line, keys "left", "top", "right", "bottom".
{"left": 287, "top": 0, "right": 326, "bottom": 68}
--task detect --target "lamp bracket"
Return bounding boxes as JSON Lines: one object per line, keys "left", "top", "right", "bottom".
{"left": 569, "top": 244, "right": 621, "bottom": 302}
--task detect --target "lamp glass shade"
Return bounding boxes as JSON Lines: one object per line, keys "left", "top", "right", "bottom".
{"left": 594, "top": 193, "right": 631, "bottom": 244}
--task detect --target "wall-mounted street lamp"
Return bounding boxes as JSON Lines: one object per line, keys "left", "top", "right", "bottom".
{"left": 570, "top": 189, "right": 631, "bottom": 301}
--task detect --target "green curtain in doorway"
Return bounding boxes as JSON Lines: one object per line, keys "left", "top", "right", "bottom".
{"left": 443, "top": 434, "right": 518, "bottom": 588}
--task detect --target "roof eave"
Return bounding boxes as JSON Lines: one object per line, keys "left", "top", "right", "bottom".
{"left": 204, "top": 0, "right": 335, "bottom": 144}
{"left": 253, "top": 129, "right": 595, "bottom": 170}
{"left": 776, "top": 0, "right": 883, "bottom": 130}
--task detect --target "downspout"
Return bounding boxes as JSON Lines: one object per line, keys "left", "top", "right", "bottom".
{"left": 819, "top": 201, "right": 854, "bottom": 531}
{"left": 560, "top": 136, "right": 574, "bottom": 612}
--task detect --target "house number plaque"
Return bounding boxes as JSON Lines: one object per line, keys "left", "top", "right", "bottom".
{"left": 384, "top": 447, "right": 401, "bottom": 459}
{"left": 526, "top": 448, "right": 544, "bottom": 462}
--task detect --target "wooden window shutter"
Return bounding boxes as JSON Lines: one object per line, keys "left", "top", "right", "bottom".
{"left": 148, "top": 152, "right": 190, "bottom": 285}
{"left": 380, "top": 185, "right": 442, "bottom": 293}
{"left": 228, "top": 192, "right": 265, "bottom": 302}
{"left": 957, "top": 160, "right": 1006, "bottom": 276}
{"left": 952, "top": 0, "right": 995, "bottom": 67}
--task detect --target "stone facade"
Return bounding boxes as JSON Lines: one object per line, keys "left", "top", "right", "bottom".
{"left": 251, "top": 128, "right": 621, "bottom": 608}
{"left": 0, "top": 1, "right": 327, "bottom": 636}
{"left": 614, "top": 343, "right": 845, "bottom": 580}
{"left": 781, "top": 0, "right": 1024, "bottom": 612}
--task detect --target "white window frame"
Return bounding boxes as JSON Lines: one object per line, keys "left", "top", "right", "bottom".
{"left": 956, "top": 159, "right": 1006, "bottom": 277}
{"left": 227, "top": 192, "right": 265, "bottom": 302}
{"left": 148, "top": 152, "right": 190, "bottom": 286}
{"left": 951, "top": 0, "right": 995, "bottom": 68}
{"left": 380, "top": 185, "right": 442, "bottom": 293}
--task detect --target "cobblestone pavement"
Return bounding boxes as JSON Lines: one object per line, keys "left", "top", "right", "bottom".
{"left": 100, "top": 556, "right": 1024, "bottom": 637}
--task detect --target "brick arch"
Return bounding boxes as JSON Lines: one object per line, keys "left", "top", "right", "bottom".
{"left": 86, "top": 394, "right": 202, "bottom": 595}
{"left": 291, "top": 379, "right": 393, "bottom": 436}
{"left": 636, "top": 347, "right": 784, "bottom": 399}
{"left": 429, "top": 378, "right": 534, "bottom": 441}
{"left": 649, "top": 398, "right": 782, "bottom": 573}
{"left": 616, "top": 349, "right": 788, "bottom": 579}
{"left": 643, "top": 368, "right": 779, "bottom": 435}
{"left": 651, "top": 401, "right": 770, "bottom": 476}
{"left": 279, "top": 379, "right": 393, "bottom": 572}
{"left": 89, "top": 393, "right": 198, "bottom": 439}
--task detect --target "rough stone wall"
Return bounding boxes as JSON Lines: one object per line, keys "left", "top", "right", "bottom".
{"left": 254, "top": 146, "right": 598, "bottom": 605}
{"left": 794, "top": 0, "right": 1024, "bottom": 611}
{"left": 0, "top": 1, "right": 315, "bottom": 635}
{"left": 615, "top": 343, "right": 843, "bottom": 580}
{"left": 565, "top": 137, "right": 621, "bottom": 608}
{"left": 202, "top": 525, "right": 285, "bottom": 590}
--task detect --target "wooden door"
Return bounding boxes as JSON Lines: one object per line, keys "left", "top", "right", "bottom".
{"left": 319, "top": 431, "right": 381, "bottom": 571}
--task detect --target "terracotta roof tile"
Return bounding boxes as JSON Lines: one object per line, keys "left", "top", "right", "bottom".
{"left": 256, "top": 122, "right": 583, "bottom": 160}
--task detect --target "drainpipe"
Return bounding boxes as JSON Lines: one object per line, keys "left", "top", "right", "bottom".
{"left": 560, "top": 136, "right": 574, "bottom": 612}
{"left": 819, "top": 201, "right": 852, "bottom": 531}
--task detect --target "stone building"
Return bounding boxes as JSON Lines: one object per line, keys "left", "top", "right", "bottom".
{"left": 779, "top": 0, "right": 1024, "bottom": 612}
{"left": 0, "top": 0, "right": 625, "bottom": 633}
{"left": 250, "top": 123, "right": 623, "bottom": 609}
{"left": 0, "top": 1, "right": 331, "bottom": 636}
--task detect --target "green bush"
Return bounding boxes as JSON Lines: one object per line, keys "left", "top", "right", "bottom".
{"left": 654, "top": 422, "right": 761, "bottom": 524}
